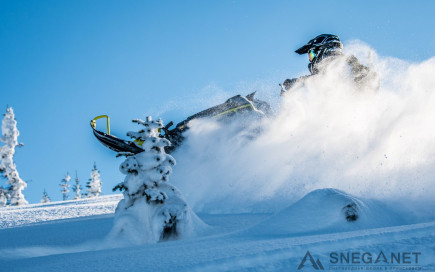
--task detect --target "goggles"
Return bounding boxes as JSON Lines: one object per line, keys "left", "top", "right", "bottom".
{"left": 308, "top": 49, "right": 316, "bottom": 62}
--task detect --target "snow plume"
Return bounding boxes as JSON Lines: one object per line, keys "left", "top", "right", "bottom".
{"left": 171, "top": 42, "right": 435, "bottom": 217}
{"left": 0, "top": 107, "right": 27, "bottom": 206}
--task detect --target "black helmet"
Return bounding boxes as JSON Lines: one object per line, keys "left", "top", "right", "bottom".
{"left": 295, "top": 34, "right": 342, "bottom": 55}
{"left": 295, "top": 34, "right": 343, "bottom": 74}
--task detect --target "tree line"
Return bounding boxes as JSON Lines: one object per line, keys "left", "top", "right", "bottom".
{"left": 0, "top": 106, "right": 102, "bottom": 207}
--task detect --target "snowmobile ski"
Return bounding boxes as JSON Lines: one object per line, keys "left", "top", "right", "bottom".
{"left": 91, "top": 93, "right": 270, "bottom": 154}
{"left": 90, "top": 115, "right": 144, "bottom": 154}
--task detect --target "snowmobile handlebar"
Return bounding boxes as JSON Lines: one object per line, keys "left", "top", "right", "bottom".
{"left": 162, "top": 121, "right": 174, "bottom": 134}
{"left": 90, "top": 115, "right": 110, "bottom": 135}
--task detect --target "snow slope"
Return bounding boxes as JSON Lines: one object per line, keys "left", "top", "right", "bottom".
{"left": 0, "top": 190, "right": 434, "bottom": 271}
{"left": 0, "top": 194, "right": 121, "bottom": 229}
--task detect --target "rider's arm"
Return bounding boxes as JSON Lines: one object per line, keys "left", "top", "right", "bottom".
{"left": 280, "top": 75, "right": 312, "bottom": 96}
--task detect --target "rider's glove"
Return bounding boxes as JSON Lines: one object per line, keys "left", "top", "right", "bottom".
{"left": 280, "top": 78, "right": 297, "bottom": 96}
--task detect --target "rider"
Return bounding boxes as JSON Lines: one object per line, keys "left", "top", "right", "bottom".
{"left": 281, "top": 34, "right": 375, "bottom": 95}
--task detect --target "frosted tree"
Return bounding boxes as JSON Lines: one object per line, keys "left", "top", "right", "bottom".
{"left": 108, "top": 116, "right": 205, "bottom": 244}
{"left": 0, "top": 187, "right": 8, "bottom": 207}
{"left": 72, "top": 171, "right": 81, "bottom": 200}
{"left": 0, "top": 107, "right": 28, "bottom": 206}
{"left": 86, "top": 163, "right": 102, "bottom": 197}
{"left": 41, "top": 189, "right": 51, "bottom": 203}
{"left": 59, "top": 173, "right": 71, "bottom": 201}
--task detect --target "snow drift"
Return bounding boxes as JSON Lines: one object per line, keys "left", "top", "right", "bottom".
{"left": 170, "top": 41, "right": 435, "bottom": 219}
{"left": 245, "top": 188, "right": 403, "bottom": 237}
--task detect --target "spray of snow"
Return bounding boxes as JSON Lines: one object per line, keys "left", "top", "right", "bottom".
{"left": 171, "top": 42, "right": 435, "bottom": 216}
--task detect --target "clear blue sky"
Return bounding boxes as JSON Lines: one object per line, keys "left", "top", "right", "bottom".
{"left": 1, "top": 0, "right": 434, "bottom": 203}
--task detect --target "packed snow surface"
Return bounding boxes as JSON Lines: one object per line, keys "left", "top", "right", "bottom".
{"left": 0, "top": 190, "right": 434, "bottom": 271}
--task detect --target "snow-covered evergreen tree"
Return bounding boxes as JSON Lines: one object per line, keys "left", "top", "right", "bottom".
{"left": 86, "top": 163, "right": 102, "bottom": 197}
{"left": 0, "top": 107, "right": 28, "bottom": 206}
{"left": 41, "top": 189, "right": 51, "bottom": 203}
{"left": 0, "top": 187, "right": 8, "bottom": 207}
{"left": 59, "top": 173, "right": 71, "bottom": 201}
{"left": 72, "top": 171, "right": 81, "bottom": 200}
{"left": 108, "top": 116, "right": 205, "bottom": 244}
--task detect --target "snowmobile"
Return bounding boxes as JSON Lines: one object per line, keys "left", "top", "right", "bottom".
{"left": 91, "top": 92, "right": 271, "bottom": 154}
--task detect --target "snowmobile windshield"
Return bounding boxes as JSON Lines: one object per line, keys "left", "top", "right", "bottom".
{"left": 309, "top": 49, "right": 316, "bottom": 62}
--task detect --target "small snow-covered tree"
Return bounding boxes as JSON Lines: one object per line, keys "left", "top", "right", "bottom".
{"left": 41, "top": 189, "right": 51, "bottom": 203}
{"left": 86, "top": 163, "right": 102, "bottom": 197}
{"left": 0, "top": 187, "right": 8, "bottom": 207}
{"left": 0, "top": 107, "right": 28, "bottom": 206}
{"left": 108, "top": 116, "right": 205, "bottom": 244}
{"left": 59, "top": 173, "right": 71, "bottom": 201}
{"left": 72, "top": 171, "right": 81, "bottom": 200}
